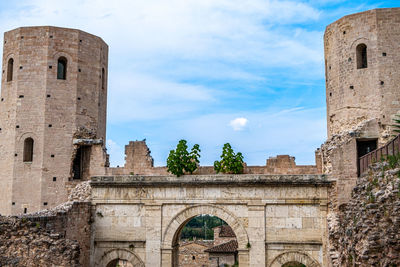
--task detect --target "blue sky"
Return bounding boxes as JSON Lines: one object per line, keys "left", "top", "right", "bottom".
{"left": 0, "top": 1, "right": 399, "bottom": 167}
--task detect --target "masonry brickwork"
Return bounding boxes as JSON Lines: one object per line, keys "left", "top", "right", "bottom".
{"left": 90, "top": 174, "right": 331, "bottom": 267}
{"left": 0, "top": 202, "right": 91, "bottom": 267}
{"left": 0, "top": 26, "right": 108, "bottom": 215}
{"left": 324, "top": 8, "right": 400, "bottom": 140}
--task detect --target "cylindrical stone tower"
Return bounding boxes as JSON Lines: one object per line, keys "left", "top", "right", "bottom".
{"left": 325, "top": 8, "right": 400, "bottom": 141}
{"left": 0, "top": 26, "right": 108, "bottom": 215}
{"left": 322, "top": 8, "right": 400, "bottom": 205}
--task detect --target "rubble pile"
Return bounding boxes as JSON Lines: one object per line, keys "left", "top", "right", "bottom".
{"left": 328, "top": 162, "right": 400, "bottom": 266}
{"left": 0, "top": 215, "right": 81, "bottom": 267}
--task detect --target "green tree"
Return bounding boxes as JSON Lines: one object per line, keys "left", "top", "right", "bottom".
{"left": 167, "top": 140, "right": 201, "bottom": 177}
{"left": 214, "top": 143, "right": 244, "bottom": 174}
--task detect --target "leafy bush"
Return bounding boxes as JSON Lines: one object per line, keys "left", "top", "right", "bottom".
{"left": 392, "top": 114, "right": 400, "bottom": 135}
{"left": 387, "top": 153, "right": 400, "bottom": 169}
{"left": 167, "top": 140, "right": 201, "bottom": 177}
{"left": 214, "top": 143, "right": 244, "bottom": 174}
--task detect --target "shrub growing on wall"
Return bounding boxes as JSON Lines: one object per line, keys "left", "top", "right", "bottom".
{"left": 392, "top": 114, "right": 400, "bottom": 135}
{"left": 214, "top": 143, "right": 244, "bottom": 174}
{"left": 167, "top": 140, "right": 201, "bottom": 177}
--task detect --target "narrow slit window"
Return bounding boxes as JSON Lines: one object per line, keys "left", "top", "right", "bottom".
{"left": 356, "top": 44, "right": 367, "bottom": 69}
{"left": 7, "top": 58, "right": 14, "bottom": 82}
{"left": 23, "top": 137, "right": 34, "bottom": 162}
{"left": 57, "top": 57, "right": 67, "bottom": 80}
{"left": 101, "top": 68, "right": 105, "bottom": 89}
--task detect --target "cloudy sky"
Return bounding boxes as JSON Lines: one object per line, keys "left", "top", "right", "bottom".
{"left": 0, "top": 1, "right": 398, "bottom": 166}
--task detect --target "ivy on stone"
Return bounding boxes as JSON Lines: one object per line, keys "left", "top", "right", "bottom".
{"left": 214, "top": 143, "right": 244, "bottom": 174}
{"left": 167, "top": 140, "right": 201, "bottom": 177}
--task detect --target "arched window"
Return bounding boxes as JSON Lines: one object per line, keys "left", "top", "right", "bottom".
{"left": 23, "top": 138, "right": 34, "bottom": 162}
{"left": 102, "top": 67, "right": 105, "bottom": 89}
{"left": 7, "top": 58, "right": 14, "bottom": 82}
{"left": 356, "top": 43, "right": 367, "bottom": 69}
{"left": 57, "top": 57, "right": 67, "bottom": 80}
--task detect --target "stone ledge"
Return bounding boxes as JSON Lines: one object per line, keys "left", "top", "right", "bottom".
{"left": 73, "top": 138, "right": 103, "bottom": 145}
{"left": 91, "top": 174, "right": 332, "bottom": 187}
{"left": 266, "top": 241, "right": 322, "bottom": 245}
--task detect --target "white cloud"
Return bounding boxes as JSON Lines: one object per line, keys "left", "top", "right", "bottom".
{"left": 0, "top": 1, "right": 330, "bottom": 166}
{"left": 229, "top": 117, "right": 249, "bottom": 131}
{"left": 151, "top": 107, "right": 327, "bottom": 166}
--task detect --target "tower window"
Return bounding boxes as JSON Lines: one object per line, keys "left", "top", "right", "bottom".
{"left": 23, "top": 137, "right": 34, "bottom": 162}
{"left": 7, "top": 58, "right": 14, "bottom": 82}
{"left": 356, "top": 43, "right": 367, "bottom": 69}
{"left": 102, "top": 68, "right": 105, "bottom": 89}
{"left": 57, "top": 57, "right": 67, "bottom": 80}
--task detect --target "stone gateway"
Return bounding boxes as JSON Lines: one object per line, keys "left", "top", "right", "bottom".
{"left": 0, "top": 7, "right": 400, "bottom": 267}
{"left": 90, "top": 175, "right": 330, "bottom": 267}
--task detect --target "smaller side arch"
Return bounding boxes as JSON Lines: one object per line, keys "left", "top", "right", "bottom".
{"left": 97, "top": 248, "right": 145, "bottom": 267}
{"left": 270, "top": 251, "right": 321, "bottom": 267}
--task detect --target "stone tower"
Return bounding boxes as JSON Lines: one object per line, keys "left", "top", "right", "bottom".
{"left": 325, "top": 8, "right": 400, "bottom": 140}
{"left": 0, "top": 26, "right": 108, "bottom": 215}
{"left": 322, "top": 8, "right": 400, "bottom": 204}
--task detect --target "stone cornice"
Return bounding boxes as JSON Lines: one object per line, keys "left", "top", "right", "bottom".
{"left": 90, "top": 174, "right": 332, "bottom": 187}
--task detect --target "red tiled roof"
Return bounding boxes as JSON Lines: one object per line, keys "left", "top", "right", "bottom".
{"left": 204, "top": 240, "right": 238, "bottom": 253}
{"left": 218, "top": 225, "right": 236, "bottom": 237}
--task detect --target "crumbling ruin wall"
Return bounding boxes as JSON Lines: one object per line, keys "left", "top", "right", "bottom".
{"left": 0, "top": 201, "right": 91, "bottom": 267}
{"left": 328, "top": 163, "right": 400, "bottom": 266}
{"left": 318, "top": 119, "right": 389, "bottom": 204}
{"left": 108, "top": 141, "right": 321, "bottom": 176}
{"left": 0, "top": 182, "right": 92, "bottom": 267}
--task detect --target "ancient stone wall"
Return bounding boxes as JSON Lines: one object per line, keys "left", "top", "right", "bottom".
{"left": 0, "top": 201, "right": 91, "bottom": 267}
{"left": 328, "top": 162, "right": 400, "bottom": 266}
{"left": 0, "top": 26, "right": 108, "bottom": 215}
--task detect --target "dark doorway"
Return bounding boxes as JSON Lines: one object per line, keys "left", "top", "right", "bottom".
{"left": 357, "top": 139, "right": 377, "bottom": 176}
{"left": 357, "top": 139, "right": 377, "bottom": 158}
{"left": 72, "top": 146, "right": 91, "bottom": 180}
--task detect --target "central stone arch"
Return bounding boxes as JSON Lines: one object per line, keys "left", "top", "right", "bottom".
{"left": 97, "top": 248, "right": 145, "bottom": 267}
{"left": 161, "top": 204, "right": 249, "bottom": 266}
{"left": 270, "top": 251, "right": 320, "bottom": 267}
